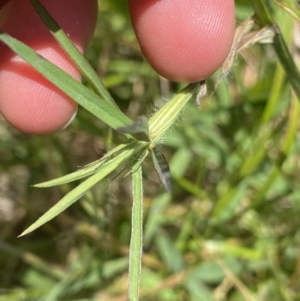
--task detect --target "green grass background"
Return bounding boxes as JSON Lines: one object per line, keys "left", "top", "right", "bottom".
{"left": 1, "top": 0, "right": 300, "bottom": 300}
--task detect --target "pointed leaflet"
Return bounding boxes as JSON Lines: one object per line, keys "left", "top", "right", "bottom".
{"left": 34, "top": 144, "right": 129, "bottom": 188}
{"left": 152, "top": 147, "right": 172, "bottom": 194}
{"left": 20, "top": 142, "right": 147, "bottom": 236}
{"left": 0, "top": 33, "right": 132, "bottom": 130}
{"left": 29, "top": 0, "right": 119, "bottom": 108}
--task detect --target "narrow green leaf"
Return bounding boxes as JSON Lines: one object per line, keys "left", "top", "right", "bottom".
{"left": 0, "top": 239, "right": 65, "bottom": 280}
{"left": 34, "top": 144, "right": 128, "bottom": 187}
{"left": 185, "top": 280, "right": 214, "bottom": 301}
{"left": 155, "top": 233, "right": 185, "bottom": 272}
{"left": 0, "top": 32, "right": 132, "bottom": 130}
{"left": 20, "top": 170, "right": 106, "bottom": 237}
{"left": 249, "top": 0, "right": 300, "bottom": 101}
{"left": 19, "top": 143, "right": 146, "bottom": 237}
{"left": 211, "top": 179, "right": 249, "bottom": 223}
{"left": 29, "top": 0, "right": 119, "bottom": 108}
{"left": 128, "top": 162, "right": 143, "bottom": 301}
{"left": 144, "top": 193, "right": 171, "bottom": 246}
{"left": 253, "top": 96, "right": 300, "bottom": 207}
{"left": 152, "top": 147, "right": 172, "bottom": 194}
{"left": 274, "top": 0, "right": 300, "bottom": 21}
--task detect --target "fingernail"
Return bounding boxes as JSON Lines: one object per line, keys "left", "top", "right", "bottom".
{"left": 59, "top": 107, "right": 78, "bottom": 131}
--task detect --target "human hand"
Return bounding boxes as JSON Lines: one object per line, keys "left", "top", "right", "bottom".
{"left": 0, "top": 0, "right": 235, "bottom": 134}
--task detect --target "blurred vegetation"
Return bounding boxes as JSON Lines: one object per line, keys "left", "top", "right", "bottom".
{"left": 1, "top": 0, "right": 300, "bottom": 300}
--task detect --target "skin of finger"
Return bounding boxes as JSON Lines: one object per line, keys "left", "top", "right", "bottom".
{"left": 0, "top": 0, "right": 97, "bottom": 134}
{"left": 0, "top": 0, "right": 9, "bottom": 10}
{"left": 128, "top": 0, "right": 236, "bottom": 83}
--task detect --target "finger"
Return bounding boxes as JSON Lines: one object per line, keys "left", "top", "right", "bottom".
{"left": 0, "top": 0, "right": 9, "bottom": 10}
{"left": 0, "top": 0, "right": 97, "bottom": 134}
{"left": 128, "top": 0, "right": 236, "bottom": 83}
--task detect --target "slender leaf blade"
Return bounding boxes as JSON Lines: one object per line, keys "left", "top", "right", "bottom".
{"left": 29, "top": 0, "right": 119, "bottom": 108}
{"left": 34, "top": 144, "right": 128, "bottom": 187}
{"left": 249, "top": 0, "right": 300, "bottom": 101}
{"left": 19, "top": 143, "right": 146, "bottom": 236}
{"left": 0, "top": 32, "right": 132, "bottom": 130}
{"left": 20, "top": 170, "right": 108, "bottom": 237}
{"left": 274, "top": 0, "right": 300, "bottom": 21}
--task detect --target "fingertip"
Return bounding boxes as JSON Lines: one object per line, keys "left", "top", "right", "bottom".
{"left": 128, "top": 0, "right": 236, "bottom": 83}
{"left": 59, "top": 106, "right": 78, "bottom": 131}
{"left": 0, "top": 0, "right": 97, "bottom": 134}
{"left": 0, "top": 52, "right": 79, "bottom": 134}
{"left": 0, "top": 0, "right": 9, "bottom": 10}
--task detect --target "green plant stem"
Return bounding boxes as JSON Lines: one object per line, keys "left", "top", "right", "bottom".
{"left": 260, "top": 63, "right": 285, "bottom": 123}
{"left": 260, "top": 6, "right": 293, "bottom": 123}
{"left": 252, "top": 93, "right": 300, "bottom": 207}
{"left": 128, "top": 162, "right": 143, "bottom": 301}
{"left": 249, "top": 0, "right": 300, "bottom": 101}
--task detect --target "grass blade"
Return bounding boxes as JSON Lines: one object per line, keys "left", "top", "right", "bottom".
{"left": 0, "top": 32, "right": 132, "bottom": 130}
{"left": 274, "top": 0, "right": 300, "bottom": 21}
{"left": 20, "top": 170, "right": 107, "bottom": 237}
{"left": 34, "top": 143, "right": 129, "bottom": 187}
{"left": 19, "top": 143, "right": 145, "bottom": 237}
{"left": 29, "top": 0, "right": 119, "bottom": 108}
{"left": 249, "top": 0, "right": 300, "bottom": 101}
{"left": 128, "top": 161, "right": 143, "bottom": 301}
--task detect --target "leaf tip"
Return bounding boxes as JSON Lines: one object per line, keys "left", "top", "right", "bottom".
{"left": 18, "top": 230, "right": 30, "bottom": 238}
